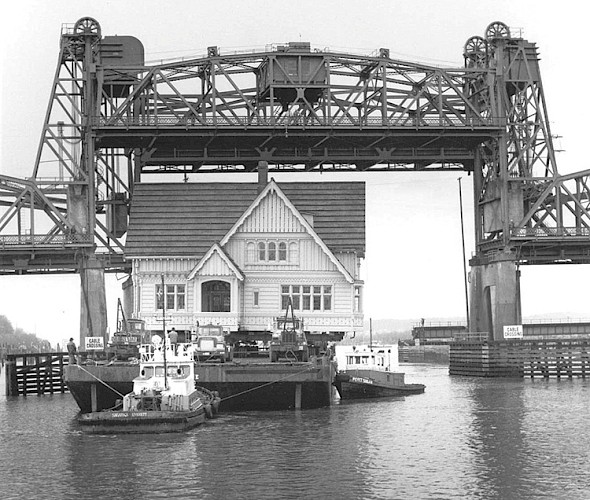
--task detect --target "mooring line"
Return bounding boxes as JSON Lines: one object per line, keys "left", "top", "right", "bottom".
{"left": 219, "top": 365, "right": 317, "bottom": 402}
{"left": 74, "top": 364, "right": 126, "bottom": 398}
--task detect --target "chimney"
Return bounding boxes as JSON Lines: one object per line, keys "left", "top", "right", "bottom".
{"left": 257, "top": 160, "right": 269, "bottom": 193}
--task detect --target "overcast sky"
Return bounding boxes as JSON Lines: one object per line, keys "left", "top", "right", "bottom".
{"left": 1, "top": 1, "right": 588, "bottom": 347}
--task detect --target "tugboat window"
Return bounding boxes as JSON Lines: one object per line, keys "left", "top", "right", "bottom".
{"left": 202, "top": 281, "right": 231, "bottom": 312}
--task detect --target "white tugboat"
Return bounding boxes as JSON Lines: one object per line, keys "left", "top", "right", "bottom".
{"left": 78, "top": 339, "right": 220, "bottom": 433}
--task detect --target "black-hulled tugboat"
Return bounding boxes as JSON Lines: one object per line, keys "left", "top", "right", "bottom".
{"left": 77, "top": 339, "right": 220, "bottom": 433}
{"left": 333, "top": 344, "right": 425, "bottom": 399}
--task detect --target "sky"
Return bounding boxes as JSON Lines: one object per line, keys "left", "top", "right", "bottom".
{"left": 1, "top": 1, "right": 589, "bottom": 347}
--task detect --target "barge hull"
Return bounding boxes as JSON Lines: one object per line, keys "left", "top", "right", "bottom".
{"left": 65, "top": 358, "right": 335, "bottom": 413}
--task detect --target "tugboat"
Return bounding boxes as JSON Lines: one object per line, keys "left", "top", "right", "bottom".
{"left": 77, "top": 338, "right": 220, "bottom": 434}
{"left": 333, "top": 344, "right": 425, "bottom": 399}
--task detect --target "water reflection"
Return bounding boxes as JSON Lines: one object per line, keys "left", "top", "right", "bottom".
{"left": 467, "top": 379, "right": 528, "bottom": 499}
{"left": 190, "top": 408, "right": 375, "bottom": 499}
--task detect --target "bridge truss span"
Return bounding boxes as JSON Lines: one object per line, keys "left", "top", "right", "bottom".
{"left": 90, "top": 46, "right": 501, "bottom": 174}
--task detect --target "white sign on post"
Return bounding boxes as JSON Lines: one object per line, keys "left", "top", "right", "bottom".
{"left": 85, "top": 336, "right": 105, "bottom": 350}
{"left": 503, "top": 325, "right": 523, "bottom": 339}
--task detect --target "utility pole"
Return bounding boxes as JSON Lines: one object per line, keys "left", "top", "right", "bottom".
{"left": 458, "top": 178, "right": 470, "bottom": 332}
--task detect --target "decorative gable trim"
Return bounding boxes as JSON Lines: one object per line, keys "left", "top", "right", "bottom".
{"left": 187, "top": 243, "right": 244, "bottom": 281}
{"left": 220, "top": 180, "right": 354, "bottom": 283}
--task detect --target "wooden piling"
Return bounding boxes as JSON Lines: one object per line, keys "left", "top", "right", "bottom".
{"left": 5, "top": 353, "right": 71, "bottom": 396}
{"left": 450, "top": 339, "right": 590, "bottom": 378}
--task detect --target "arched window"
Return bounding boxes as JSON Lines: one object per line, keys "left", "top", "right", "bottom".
{"left": 268, "top": 242, "right": 276, "bottom": 261}
{"left": 258, "top": 242, "right": 266, "bottom": 261}
{"left": 201, "top": 280, "right": 231, "bottom": 312}
{"left": 278, "top": 242, "right": 287, "bottom": 261}
{"left": 289, "top": 241, "right": 299, "bottom": 262}
{"left": 246, "top": 242, "right": 256, "bottom": 263}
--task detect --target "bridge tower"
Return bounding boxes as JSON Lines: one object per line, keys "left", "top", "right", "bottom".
{"left": 464, "top": 22, "right": 587, "bottom": 339}
{"left": 1, "top": 17, "right": 138, "bottom": 345}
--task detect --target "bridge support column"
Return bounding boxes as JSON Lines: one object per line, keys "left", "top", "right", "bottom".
{"left": 469, "top": 250, "right": 521, "bottom": 341}
{"left": 79, "top": 255, "right": 107, "bottom": 348}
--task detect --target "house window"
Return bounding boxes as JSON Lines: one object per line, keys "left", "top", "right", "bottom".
{"left": 156, "top": 284, "right": 164, "bottom": 310}
{"left": 202, "top": 280, "right": 230, "bottom": 312}
{"left": 258, "top": 242, "right": 266, "bottom": 261}
{"left": 313, "top": 286, "right": 322, "bottom": 310}
{"left": 323, "top": 286, "right": 332, "bottom": 310}
{"left": 254, "top": 240, "right": 290, "bottom": 263}
{"left": 291, "top": 285, "right": 300, "bottom": 310}
{"left": 289, "top": 241, "right": 298, "bottom": 262}
{"left": 176, "top": 285, "right": 186, "bottom": 310}
{"left": 247, "top": 242, "right": 256, "bottom": 262}
{"left": 156, "top": 284, "right": 185, "bottom": 311}
{"left": 253, "top": 290, "right": 259, "bottom": 307}
{"left": 354, "top": 285, "right": 362, "bottom": 312}
{"left": 302, "top": 286, "right": 311, "bottom": 310}
{"left": 281, "top": 286, "right": 290, "bottom": 309}
{"left": 278, "top": 242, "right": 287, "bottom": 261}
{"left": 268, "top": 242, "right": 276, "bottom": 261}
{"left": 281, "top": 285, "right": 332, "bottom": 311}
{"left": 166, "top": 285, "right": 175, "bottom": 310}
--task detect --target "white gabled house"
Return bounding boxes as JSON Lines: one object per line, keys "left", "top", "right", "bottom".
{"left": 124, "top": 174, "right": 365, "bottom": 341}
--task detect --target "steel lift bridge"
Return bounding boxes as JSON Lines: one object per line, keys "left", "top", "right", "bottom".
{"left": 1, "top": 17, "right": 589, "bottom": 341}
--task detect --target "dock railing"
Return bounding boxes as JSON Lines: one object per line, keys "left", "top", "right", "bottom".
{"left": 452, "top": 332, "right": 489, "bottom": 342}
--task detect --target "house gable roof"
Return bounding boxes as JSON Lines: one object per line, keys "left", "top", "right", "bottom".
{"left": 125, "top": 181, "right": 365, "bottom": 259}
{"left": 187, "top": 243, "right": 244, "bottom": 281}
{"left": 221, "top": 180, "right": 354, "bottom": 283}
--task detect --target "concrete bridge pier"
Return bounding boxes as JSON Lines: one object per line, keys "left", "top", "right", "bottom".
{"left": 469, "top": 250, "right": 521, "bottom": 341}
{"left": 79, "top": 254, "right": 108, "bottom": 347}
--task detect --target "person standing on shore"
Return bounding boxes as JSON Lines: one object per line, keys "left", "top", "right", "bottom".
{"left": 67, "top": 338, "right": 77, "bottom": 364}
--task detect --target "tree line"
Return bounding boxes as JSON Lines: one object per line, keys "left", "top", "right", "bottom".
{"left": 0, "top": 315, "right": 52, "bottom": 353}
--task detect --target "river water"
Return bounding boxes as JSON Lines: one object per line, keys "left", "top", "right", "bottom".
{"left": 0, "top": 363, "right": 589, "bottom": 500}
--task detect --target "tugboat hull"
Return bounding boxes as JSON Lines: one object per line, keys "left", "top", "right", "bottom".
{"left": 334, "top": 370, "right": 425, "bottom": 400}
{"left": 77, "top": 408, "right": 206, "bottom": 434}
